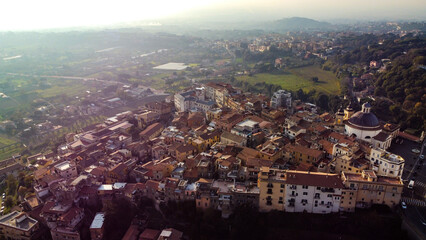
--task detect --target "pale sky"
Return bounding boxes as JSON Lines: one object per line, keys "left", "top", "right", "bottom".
{"left": 0, "top": 0, "right": 425, "bottom": 30}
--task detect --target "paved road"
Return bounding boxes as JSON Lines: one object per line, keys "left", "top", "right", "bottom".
{"left": 392, "top": 138, "right": 426, "bottom": 240}
{"left": 402, "top": 205, "right": 426, "bottom": 239}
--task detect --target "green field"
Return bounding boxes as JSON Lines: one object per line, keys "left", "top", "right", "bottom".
{"left": 236, "top": 65, "right": 341, "bottom": 95}
{"left": 0, "top": 135, "right": 16, "bottom": 147}
{"left": 35, "top": 83, "right": 89, "bottom": 98}
{"left": 0, "top": 146, "right": 23, "bottom": 161}
{"left": 0, "top": 134, "right": 22, "bottom": 161}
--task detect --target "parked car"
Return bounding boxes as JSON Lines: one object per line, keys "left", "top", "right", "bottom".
{"left": 408, "top": 180, "right": 415, "bottom": 189}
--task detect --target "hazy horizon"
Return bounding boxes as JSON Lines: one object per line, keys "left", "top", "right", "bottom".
{"left": 0, "top": 0, "right": 425, "bottom": 31}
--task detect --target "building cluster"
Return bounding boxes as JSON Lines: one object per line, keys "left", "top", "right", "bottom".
{"left": 1, "top": 82, "right": 407, "bottom": 239}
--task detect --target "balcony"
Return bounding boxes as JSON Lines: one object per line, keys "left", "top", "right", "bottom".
{"left": 290, "top": 185, "right": 297, "bottom": 190}
{"left": 320, "top": 202, "right": 333, "bottom": 207}
{"left": 289, "top": 193, "right": 297, "bottom": 197}
{"left": 320, "top": 188, "right": 335, "bottom": 193}
{"left": 314, "top": 195, "right": 320, "bottom": 199}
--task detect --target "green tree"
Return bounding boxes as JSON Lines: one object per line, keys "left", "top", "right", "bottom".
{"left": 315, "top": 94, "right": 330, "bottom": 111}
{"left": 103, "top": 197, "right": 135, "bottom": 240}
{"left": 6, "top": 175, "right": 17, "bottom": 196}
{"left": 4, "top": 196, "right": 14, "bottom": 208}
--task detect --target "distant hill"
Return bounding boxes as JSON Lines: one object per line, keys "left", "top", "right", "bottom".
{"left": 265, "top": 17, "right": 334, "bottom": 32}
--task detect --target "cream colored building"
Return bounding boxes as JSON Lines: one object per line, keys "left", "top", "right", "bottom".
{"left": 258, "top": 167, "right": 287, "bottom": 212}
{"left": 340, "top": 170, "right": 403, "bottom": 212}
{"left": 333, "top": 154, "right": 369, "bottom": 175}
{"left": 0, "top": 211, "right": 40, "bottom": 240}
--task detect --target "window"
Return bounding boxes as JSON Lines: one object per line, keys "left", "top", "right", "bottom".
{"left": 317, "top": 187, "right": 321, "bottom": 190}
{"left": 303, "top": 192, "right": 308, "bottom": 195}
{"left": 302, "top": 185, "right": 308, "bottom": 189}
{"left": 280, "top": 184, "right": 285, "bottom": 188}
{"left": 327, "top": 194, "right": 332, "bottom": 198}
{"left": 280, "top": 189, "right": 283, "bottom": 193}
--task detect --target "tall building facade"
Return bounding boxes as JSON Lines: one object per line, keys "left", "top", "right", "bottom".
{"left": 270, "top": 90, "right": 292, "bottom": 109}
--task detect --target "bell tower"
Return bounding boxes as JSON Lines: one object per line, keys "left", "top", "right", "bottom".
{"left": 344, "top": 101, "right": 354, "bottom": 120}
{"left": 335, "top": 106, "right": 345, "bottom": 133}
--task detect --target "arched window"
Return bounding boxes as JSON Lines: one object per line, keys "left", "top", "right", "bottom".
{"left": 365, "top": 136, "right": 371, "bottom": 139}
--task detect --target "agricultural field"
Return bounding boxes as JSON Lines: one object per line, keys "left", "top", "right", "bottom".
{"left": 237, "top": 65, "right": 341, "bottom": 95}
{"left": 0, "top": 134, "right": 16, "bottom": 147}
{"left": 0, "top": 145, "right": 24, "bottom": 162}
{"left": 0, "top": 134, "right": 22, "bottom": 161}
{"left": 34, "top": 81, "right": 91, "bottom": 98}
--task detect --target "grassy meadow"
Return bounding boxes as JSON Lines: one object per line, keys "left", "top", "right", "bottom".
{"left": 236, "top": 65, "right": 341, "bottom": 95}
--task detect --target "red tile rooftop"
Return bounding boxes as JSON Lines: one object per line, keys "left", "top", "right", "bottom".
{"left": 286, "top": 170, "right": 344, "bottom": 189}
{"left": 398, "top": 131, "right": 420, "bottom": 142}
{"left": 139, "top": 228, "right": 161, "bottom": 240}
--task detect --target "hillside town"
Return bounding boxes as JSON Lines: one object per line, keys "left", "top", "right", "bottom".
{"left": 1, "top": 80, "right": 422, "bottom": 240}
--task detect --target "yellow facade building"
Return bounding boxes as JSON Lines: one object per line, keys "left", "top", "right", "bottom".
{"left": 340, "top": 170, "right": 403, "bottom": 212}
{"left": 258, "top": 167, "right": 286, "bottom": 212}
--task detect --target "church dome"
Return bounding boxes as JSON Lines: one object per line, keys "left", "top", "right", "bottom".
{"left": 347, "top": 102, "right": 379, "bottom": 128}
{"left": 348, "top": 112, "right": 379, "bottom": 127}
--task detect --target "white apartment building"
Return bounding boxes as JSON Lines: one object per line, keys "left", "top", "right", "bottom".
{"left": 54, "top": 161, "right": 78, "bottom": 178}
{"left": 284, "top": 171, "right": 343, "bottom": 214}
{"left": 270, "top": 90, "right": 292, "bottom": 109}
{"left": 368, "top": 148, "right": 404, "bottom": 178}
{"left": 174, "top": 91, "right": 197, "bottom": 112}
{"left": 230, "top": 119, "right": 261, "bottom": 139}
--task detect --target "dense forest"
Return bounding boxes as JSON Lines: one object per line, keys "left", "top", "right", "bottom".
{"left": 324, "top": 34, "right": 426, "bottom": 134}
